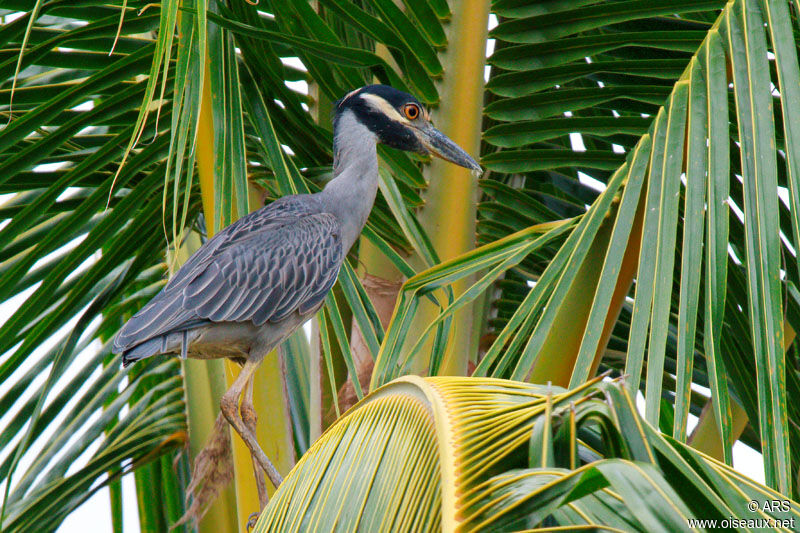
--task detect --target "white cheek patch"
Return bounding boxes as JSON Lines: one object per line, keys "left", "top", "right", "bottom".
{"left": 360, "top": 93, "right": 409, "bottom": 124}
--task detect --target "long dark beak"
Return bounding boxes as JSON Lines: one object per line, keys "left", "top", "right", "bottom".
{"left": 417, "top": 124, "right": 481, "bottom": 171}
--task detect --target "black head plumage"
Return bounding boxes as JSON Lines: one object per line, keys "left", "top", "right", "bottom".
{"left": 333, "top": 85, "right": 427, "bottom": 153}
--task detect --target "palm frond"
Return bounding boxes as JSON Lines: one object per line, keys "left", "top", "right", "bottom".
{"left": 256, "top": 376, "right": 800, "bottom": 532}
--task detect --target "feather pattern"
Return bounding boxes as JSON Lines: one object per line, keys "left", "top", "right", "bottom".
{"left": 113, "top": 195, "right": 342, "bottom": 354}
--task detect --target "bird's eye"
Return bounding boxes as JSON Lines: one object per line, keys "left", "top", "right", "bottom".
{"left": 403, "top": 103, "right": 420, "bottom": 120}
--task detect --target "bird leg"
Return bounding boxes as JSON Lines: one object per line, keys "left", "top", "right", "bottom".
{"left": 219, "top": 360, "right": 284, "bottom": 489}
{"left": 241, "top": 374, "right": 269, "bottom": 510}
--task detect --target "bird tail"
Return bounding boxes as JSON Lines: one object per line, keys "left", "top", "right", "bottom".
{"left": 120, "top": 329, "right": 198, "bottom": 366}
{"left": 121, "top": 336, "right": 166, "bottom": 367}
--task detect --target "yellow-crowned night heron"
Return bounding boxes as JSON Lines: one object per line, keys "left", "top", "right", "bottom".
{"left": 113, "top": 84, "right": 480, "bottom": 507}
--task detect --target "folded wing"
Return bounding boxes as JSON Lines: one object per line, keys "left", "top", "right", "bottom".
{"left": 113, "top": 196, "right": 342, "bottom": 355}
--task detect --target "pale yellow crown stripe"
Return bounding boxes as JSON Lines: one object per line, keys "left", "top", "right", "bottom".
{"left": 360, "top": 92, "right": 411, "bottom": 124}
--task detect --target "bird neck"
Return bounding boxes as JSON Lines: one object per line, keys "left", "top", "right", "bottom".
{"left": 321, "top": 110, "right": 380, "bottom": 251}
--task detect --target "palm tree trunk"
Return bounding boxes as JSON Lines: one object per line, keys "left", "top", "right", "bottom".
{"left": 413, "top": 0, "right": 491, "bottom": 375}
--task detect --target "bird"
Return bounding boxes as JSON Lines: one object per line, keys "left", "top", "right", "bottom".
{"left": 112, "top": 84, "right": 480, "bottom": 509}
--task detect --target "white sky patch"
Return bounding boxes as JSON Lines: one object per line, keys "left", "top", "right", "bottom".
{"left": 62, "top": 407, "right": 104, "bottom": 478}
{"left": 0, "top": 283, "right": 43, "bottom": 397}
{"left": 734, "top": 442, "right": 765, "bottom": 484}
{"left": 285, "top": 79, "right": 308, "bottom": 94}
{"left": 484, "top": 14, "right": 498, "bottom": 82}
{"left": 71, "top": 101, "right": 94, "bottom": 112}
{"left": 30, "top": 233, "right": 88, "bottom": 274}
{"left": 57, "top": 473, "right": 141, "bottom": 533}
{"left": 634, "top": 391, "right": 701, "bottom": 436}
{"left": 1, "top": 12, "right": 25, "bottom": 23}
{"left": 281, "top": 58, "right": 309, "bottom": 102}
{"left": 34, "top": 161, "right": 69, "bottom": 173}
{"left": 727, "top": 193, "right": 745, "bottom": 225}
{"left": 579, "top": 172, "right": 607, "bottom": 194}
{"left": 0, "top": 193, "right": 14, "bottom": 230}
{"left": 777, "top": 185, "right": 790, "bottom": 209}
{"left": 75, "top": 125, "right": 98, "bottom": 137}
{"left": 780, "top": 230, "right": 796, "bottom": 257}
{"left": 569, "top": 132, "right": 586, "bottom": 152}
{"left": 690, "top": 381, "right": 711, "bottom": 397}
{"left": 635, "top": 387, "right": 764, "bottom": 483}
{"left": 280, "top": 56, "right": 306, "bottom": 71}
{"left": 56, "top": 187, "right": 84, "bottom": 203}
{"left": 570, "top": 128, "right": 607, "bottom": 193}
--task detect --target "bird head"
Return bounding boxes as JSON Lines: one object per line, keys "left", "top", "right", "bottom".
{"left": 334, "top": 85, "right": 481, "bottom": 171}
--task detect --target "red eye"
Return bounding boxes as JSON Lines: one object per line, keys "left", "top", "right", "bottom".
{"left": 403, "top": 103, "right": 420, "bottom": 120}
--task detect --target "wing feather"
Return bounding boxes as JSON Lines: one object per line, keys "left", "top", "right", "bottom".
{"left": 113, "top": 195, "right": 342, "bottom": 354}
{"left": 188, "top": 214, "right": 342, "bottom": 325}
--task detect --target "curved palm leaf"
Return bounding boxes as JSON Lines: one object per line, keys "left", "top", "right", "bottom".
{"left": 255, "top": 376, "right": 800, "bottom": 532}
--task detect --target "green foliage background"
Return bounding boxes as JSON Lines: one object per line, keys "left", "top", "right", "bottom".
{"left": 2, "top": 0, "right": 800, "bottom": 531}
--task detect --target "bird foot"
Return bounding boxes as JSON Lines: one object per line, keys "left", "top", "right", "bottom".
{"left": 247, "top": 511, "right": 260, "bottom": 532}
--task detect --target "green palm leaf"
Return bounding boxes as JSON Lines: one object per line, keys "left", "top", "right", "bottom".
{"left": 4, "top": 0, "right": 800, "bottom": 528}
{"left": 255, "top": 376, "right": 800, "bottom": 532}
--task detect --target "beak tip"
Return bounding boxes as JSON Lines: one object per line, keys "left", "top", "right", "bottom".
{"left": 450, "top": 156, "right": 482, "bottom": 175}
{"left": 462, "top": 156, "right": 482, "bottom": 174}
{"left": 420, "top": 126, "right": 482, "bottom": 174}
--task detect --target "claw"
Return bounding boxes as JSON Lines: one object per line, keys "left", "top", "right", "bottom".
{"left": 247, "top": 511, "right": 260, "bottom": 532}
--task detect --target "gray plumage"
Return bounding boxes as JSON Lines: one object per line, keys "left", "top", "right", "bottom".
{"left": 112, "top": 85, "right": 480, "bottom": 503}
{"left": 114, "top": 108, "right": 382, "bottom": 367}
{"left": 114, "top": 85, "right": 479, "bottom": 369}
{"left": 114, "top": 195, "right": 343, "bottom": 365}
